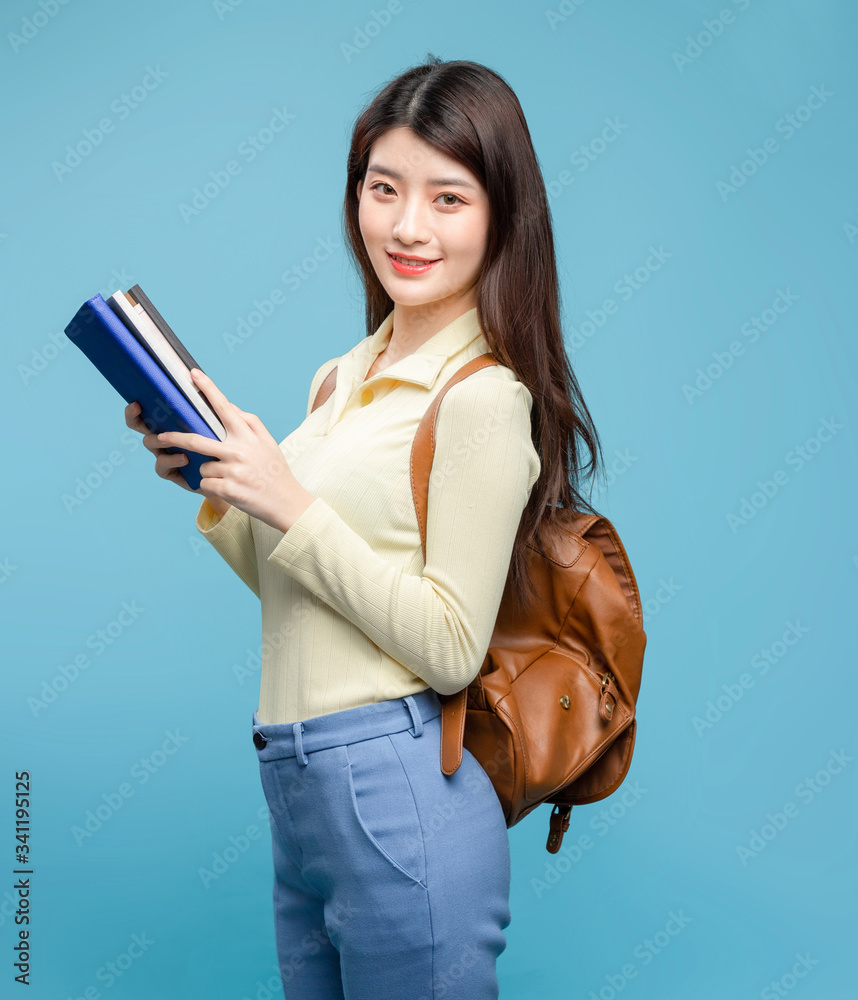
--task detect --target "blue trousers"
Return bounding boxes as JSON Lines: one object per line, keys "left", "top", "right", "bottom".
{"left": 251, "top": 686, "right": 511, "bottom": 999}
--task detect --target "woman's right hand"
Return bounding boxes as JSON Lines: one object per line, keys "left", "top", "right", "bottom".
{"left": 123, "top": 401, "right": 230, "bottom": 514}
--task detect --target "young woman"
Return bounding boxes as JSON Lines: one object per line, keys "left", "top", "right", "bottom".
{"left": 125, "top": 54, "right": 603, "bottom": 1000}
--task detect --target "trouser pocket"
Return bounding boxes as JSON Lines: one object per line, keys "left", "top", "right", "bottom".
{"left": 344, "top": 736, "right": 427, "bottom": 887}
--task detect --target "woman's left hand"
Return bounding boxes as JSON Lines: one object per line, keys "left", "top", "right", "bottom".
{"left": 157, "top": 368, "right": 316, "bottom": 534}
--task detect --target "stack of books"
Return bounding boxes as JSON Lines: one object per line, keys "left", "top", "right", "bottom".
{"left": 65, "top": 285, "right": 224, "bottom": 490}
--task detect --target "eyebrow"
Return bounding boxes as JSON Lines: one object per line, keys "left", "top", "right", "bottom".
{"left": 365, "top": 162, "right": 476, "bottom": 190}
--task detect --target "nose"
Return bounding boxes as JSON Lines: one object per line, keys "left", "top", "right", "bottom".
{"left": 391, "top": 195, "right": 432, "bottom": 248}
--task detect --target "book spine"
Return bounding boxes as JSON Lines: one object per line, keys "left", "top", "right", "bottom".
{"left": 65, "top": 295, "right": 219, "bottom": 490}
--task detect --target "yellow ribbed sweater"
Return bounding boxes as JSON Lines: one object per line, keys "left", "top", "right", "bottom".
{"left": 195, "top": 306, "right": 541, "bottom": 724}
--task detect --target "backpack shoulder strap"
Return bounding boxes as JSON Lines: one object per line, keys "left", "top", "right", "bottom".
{"left": 411, "top": 354, "right": 500, "bottom": 556}
{"left": 578, "top": 516, "right": 643, "bottom": 624}
{"left": 311, "top": 365, "right": 339, "bottom": 413}
{"left": 410, "top": 353, "right": 500, "bottom": 775}
{"left": 309, "top": 351, "right": 500, "bottom": 775}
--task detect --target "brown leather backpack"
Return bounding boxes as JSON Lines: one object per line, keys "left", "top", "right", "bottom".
{"left": 312, "top": 354, "right": 646, "bottom": 854}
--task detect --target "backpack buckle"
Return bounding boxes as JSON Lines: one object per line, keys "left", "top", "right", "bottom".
{"left": 546, "top": 804, "right": 572, "bottom": 853}
{"left": 599, "top": 671, "right": 619, "bottom": 722}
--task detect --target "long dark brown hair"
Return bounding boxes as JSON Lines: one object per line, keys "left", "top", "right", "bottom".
{"left": 342, "top": 54, "right": 606, "bottom": 611}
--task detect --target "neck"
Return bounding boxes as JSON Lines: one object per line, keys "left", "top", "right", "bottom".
{"left": 386, "top": 289, "right": 477, "bottom": 358}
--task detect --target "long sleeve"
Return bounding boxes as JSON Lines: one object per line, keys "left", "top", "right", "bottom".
{"left": 193, "top": 354, "right": 342, "bottom": 599}
{"left": 195, "top": 498, "right": 261, "bottom": 599}
{"left": 264, "top": 371, "right": 541, "bottom": 694}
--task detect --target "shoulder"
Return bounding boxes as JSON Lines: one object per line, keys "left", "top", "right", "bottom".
{"left": 434, "top": 362, "right": 541, "bottom": 491}
{"left": 434, "top": 364, "right": 536, "bottom": 460}
{"left": 439, "top": 362, "right": 534, "bottom": 419}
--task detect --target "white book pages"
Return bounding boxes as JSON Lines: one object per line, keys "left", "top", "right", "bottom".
{"left": 107, "top": 290, "right": 226, "bottom": 439}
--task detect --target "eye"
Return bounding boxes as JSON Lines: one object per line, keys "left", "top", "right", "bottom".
{"left": 366, "top": 182, "right": 463, "bottom": 207}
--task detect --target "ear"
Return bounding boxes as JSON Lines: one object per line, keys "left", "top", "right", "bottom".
{"left": 356, "top": 178, "right": 363, "bottom": 200}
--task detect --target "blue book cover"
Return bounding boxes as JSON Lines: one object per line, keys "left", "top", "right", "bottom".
{"left": 64, "top": 293, "right": 220, "bottom": 490}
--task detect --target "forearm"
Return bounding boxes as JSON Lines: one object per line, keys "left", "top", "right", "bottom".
{"left": 267, "top": 497, "right": 515, "bottom": 693}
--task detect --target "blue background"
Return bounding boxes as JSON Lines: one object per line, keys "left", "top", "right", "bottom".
{"left": 1, "top": 0, "right": 856, "bottom": 997}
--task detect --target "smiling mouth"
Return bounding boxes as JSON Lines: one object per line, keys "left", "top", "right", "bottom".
{"left": 388, "top": 252, "right": 440, "bottom": 264}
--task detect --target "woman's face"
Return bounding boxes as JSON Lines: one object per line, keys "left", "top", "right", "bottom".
{"left": 356, "top": 127, "right": 490, "bottom": 315}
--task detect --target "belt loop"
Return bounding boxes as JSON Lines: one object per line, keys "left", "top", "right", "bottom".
{"left": 293, "top": 721, "right": 308, "bottom": 765}
{"left": 403, "top": 695, "right": 423, "bottom": 737}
